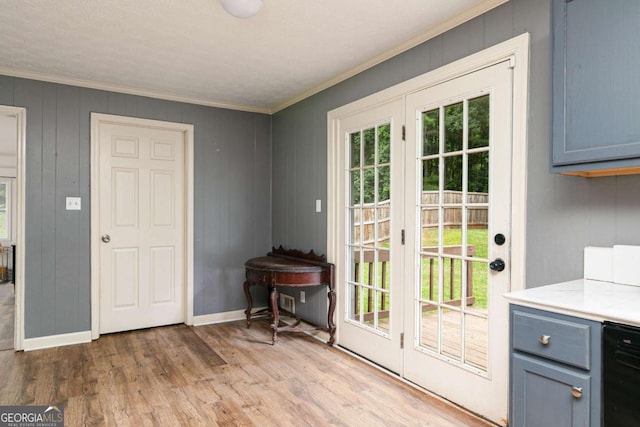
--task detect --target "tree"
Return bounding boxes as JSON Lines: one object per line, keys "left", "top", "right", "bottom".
{"left": 421, "top": 95, "right": 490, "bottom": 193}
{"left": 350, "top": 123, "right": 391, "bottom": 205}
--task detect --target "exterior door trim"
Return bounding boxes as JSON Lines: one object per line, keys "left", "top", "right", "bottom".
{"left": 328, "top": 32, "right": 529, "bottom": 346}
{"left": 90, "top": 113, "right": 194, "bottom": 340}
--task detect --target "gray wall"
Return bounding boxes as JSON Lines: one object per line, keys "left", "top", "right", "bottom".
{"left": 0, "top": 76, "right": 271, "bottom": 339}
{"left": 272, "top": 0, "right": 640, "bottom": 325}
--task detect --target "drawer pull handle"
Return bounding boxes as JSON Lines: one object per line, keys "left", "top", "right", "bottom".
{"left": 571, "top": 386, "right": 583, "bottom": 399}
{"left": 539, "top": 335, "right": 551, "bottom": 345}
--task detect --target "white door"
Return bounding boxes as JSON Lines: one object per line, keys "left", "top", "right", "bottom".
{"left": 403, "top": 61, "right": 512, "bottom": 423}
{"left": 337, "top": 99, "right": 404, "bottom": 373}
{"left": 98, "top": 122, "right": 186, "bottom": 334}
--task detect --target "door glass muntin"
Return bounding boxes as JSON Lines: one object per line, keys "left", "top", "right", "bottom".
{"left": 416, "top": 93, "right": 491, "bottom": 372}
{"left": 347, "top": 121, "right": 393, "bottom": 335}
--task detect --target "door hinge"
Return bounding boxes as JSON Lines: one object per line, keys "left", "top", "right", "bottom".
{"left": 402, "top": 125, "right": 406, "bottom": 141}
{"left": 401, "top": 229, "right": 405, "bottom": 245}
{"left": 400, "top": 332, "right": 404, "bottom": 349}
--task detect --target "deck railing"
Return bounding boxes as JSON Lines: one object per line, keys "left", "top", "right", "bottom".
{"left": 353, "top": 245, "right": 475, "bottom": 319}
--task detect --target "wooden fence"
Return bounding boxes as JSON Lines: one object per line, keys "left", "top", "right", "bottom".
{"left": 353, "top": 191, "right": 488, "bottom": 244}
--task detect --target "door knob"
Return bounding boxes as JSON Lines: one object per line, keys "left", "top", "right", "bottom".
{"left": 489, "top": 258, "right": 505, "bottom": 272}
{"left": 101, "top": 234, "right": 111, "bottom": 243}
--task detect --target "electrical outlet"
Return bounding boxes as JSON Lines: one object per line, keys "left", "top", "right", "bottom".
{"left": 300, "top": 291, "right": 305, "bottom": 303}
{"left": 66, "top": 196, "right": 81, "bottom": 210}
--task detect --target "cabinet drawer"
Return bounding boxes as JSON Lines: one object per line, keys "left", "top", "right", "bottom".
{"left": 512, "top": 309, "right": 591, "bottom": 369}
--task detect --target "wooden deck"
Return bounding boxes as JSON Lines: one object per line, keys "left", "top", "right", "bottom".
{"left": 420, "top": 308, "right": 488, "bottom": 371}
{"left": 367, "top": 308, "right": 489, "bottom": 371}
{"left": 0, "top": 320, "right": 494, "bottom": 426}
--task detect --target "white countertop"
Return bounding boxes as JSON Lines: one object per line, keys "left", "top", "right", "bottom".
{"left": 504, "top": 279, "right": 640, "bottom": 327}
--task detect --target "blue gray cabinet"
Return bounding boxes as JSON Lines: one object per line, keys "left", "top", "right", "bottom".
{"left": 552, "top": 0, "right": 640, "bottom": 173}
{"left": 509, "top": 305, "right": 601, "bottom": 426}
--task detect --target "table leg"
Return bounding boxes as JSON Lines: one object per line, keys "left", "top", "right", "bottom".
{"left": 327, "top": 288, "right": 336, "bottom": 346}
{"left": 269, "top": 285, "right": 279, "bottom": 345}
{"left": 243, "top": 281, "right": 253, "bottom": 328}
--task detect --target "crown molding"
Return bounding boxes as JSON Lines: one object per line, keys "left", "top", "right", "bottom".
{"left": 0, "top": 66, "right": 272, "bottom": 115}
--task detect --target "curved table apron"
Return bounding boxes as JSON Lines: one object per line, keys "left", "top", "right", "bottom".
{"left": 243, "top": 256, "right": 336, "bottom": 345}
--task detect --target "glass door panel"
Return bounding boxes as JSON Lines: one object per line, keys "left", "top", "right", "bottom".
{"left": 347, "top": 122, "right": 392, "bottom": 334}
{"left": 337, "top": 98, "right": 403, "bottom": 374}
{"left": 414, "top": 93, "right": 493, "bottom": 372}
{"left": 404, "top": 62, "right": 512, "bottom": 423}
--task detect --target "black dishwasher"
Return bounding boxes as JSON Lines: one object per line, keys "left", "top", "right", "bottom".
{"left": 603, "top": 322, "right": 640, "bottom": 426}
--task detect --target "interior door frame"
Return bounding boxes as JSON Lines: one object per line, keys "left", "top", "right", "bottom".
{"left": 328, "top": 33, "right": 529, "bottom": 347}
{"left": 0, "top": 106, "right": 26, "bottom": 350}
{"left": 90, "top": 113, "right": 194, "bottom": 340}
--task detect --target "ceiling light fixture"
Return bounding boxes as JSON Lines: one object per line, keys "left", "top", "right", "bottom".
{"left": 219, "top": 0, "right": 263, "bottom": 18}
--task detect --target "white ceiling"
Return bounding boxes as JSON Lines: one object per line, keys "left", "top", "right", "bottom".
{"left": 0, "top": 0, "right": 505, "bottom": 113}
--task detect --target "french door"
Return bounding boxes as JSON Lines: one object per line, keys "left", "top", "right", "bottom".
{"left": 337, "top": 99, "right": 404, "bottom": 373}
{"left": 335, "top": 61, "right": 514, "bottom": 424}
{"left": 403, "top": 61, "right": 512, "bottom": 423}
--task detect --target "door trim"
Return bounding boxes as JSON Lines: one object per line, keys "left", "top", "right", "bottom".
{"left": 0, "top": 106, "right": 26, "bottom": 351}
{"left": 328, "top": 33, "right": 529, "bottom": 346}
{"left": 90, "top": 113, "right": 194, "bottom": 340}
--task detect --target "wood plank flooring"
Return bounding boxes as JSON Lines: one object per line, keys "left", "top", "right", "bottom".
{"left": 0, "top": 320, "right": 494, "bottom": 426}
{"left": 0, "top": 282, "right": 13, "bottom": 350}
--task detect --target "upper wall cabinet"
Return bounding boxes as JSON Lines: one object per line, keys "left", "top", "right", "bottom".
{"left": 552, "top": 0, "right": 640, "bottom": 175}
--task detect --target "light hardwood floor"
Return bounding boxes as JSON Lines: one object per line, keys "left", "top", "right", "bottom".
{"left": 0, "top": 320, "right": 494, "bottom": 426}
{"left": 0, "top": 282, "right": 13, "bottom": 350}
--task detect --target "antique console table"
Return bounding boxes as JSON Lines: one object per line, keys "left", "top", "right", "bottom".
{"left": 243, "top": 247, "right": 335, "bottom": 345}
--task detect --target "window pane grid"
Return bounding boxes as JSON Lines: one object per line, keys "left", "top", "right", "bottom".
{"left": 416, "top": 94, "right": 490, "bottom": 373}
{"left": 347, "top": 122, "right": 392, "bottom": 335}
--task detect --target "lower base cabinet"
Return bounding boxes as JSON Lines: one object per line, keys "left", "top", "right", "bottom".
{"left": 509, "top": 305, "right": 601, "bottom": 427}
{"left": 512, "top": 353, "right": 591, "bottom": 426}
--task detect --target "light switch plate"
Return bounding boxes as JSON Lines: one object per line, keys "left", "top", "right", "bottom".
{"left": 66, "top": 196, "right": 81, "bottom": 210}
{"left": 315, "top": 199, "right": 321, "bottom": 213}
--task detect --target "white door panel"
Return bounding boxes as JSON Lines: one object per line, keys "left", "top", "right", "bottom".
{"left": 336, "top": 99, "right": 404, "bottom": 373}
{"left": 403, "top": 61, "right": 512, "bottom": 423}
{"left": 98, "top": 122, "right": 185, "bottom": 334}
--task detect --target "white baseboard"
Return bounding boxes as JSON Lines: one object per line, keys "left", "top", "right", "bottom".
{"left": 21, "top": 309, "right": 271, "bottom": 350}
{"left": 193, "top": 307, "right": 268, "bottom": 326}
{"left": 23, "top": 330, "right": 92, "bottom": 352}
